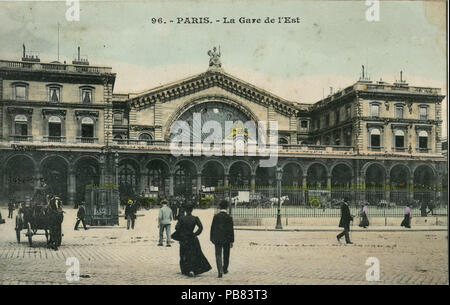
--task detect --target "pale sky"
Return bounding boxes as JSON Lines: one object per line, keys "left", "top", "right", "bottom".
{"left": 0, "top": 0, "right": 447, "bottom": 131}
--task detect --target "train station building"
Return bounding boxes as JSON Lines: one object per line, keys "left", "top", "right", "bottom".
{"left": 0, "top": 47, "right": 447, "bottom": 207}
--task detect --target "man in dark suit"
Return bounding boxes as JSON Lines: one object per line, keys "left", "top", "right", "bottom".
{"left": 74, "top": 201, "right": 88, "bottom": 230}
{"left": 210, "top": 200, "right": 234, "bottom": 278}
{"left": 337, "top": 197, "right": 354, "bottom": 244}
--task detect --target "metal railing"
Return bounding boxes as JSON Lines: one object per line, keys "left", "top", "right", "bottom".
{"left": 205, "top": 186, "right": 446, "bottom": 218}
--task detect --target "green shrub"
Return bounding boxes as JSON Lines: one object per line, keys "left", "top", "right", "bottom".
{"left": 199, "top": 195, "right": 214, "bottom": 209}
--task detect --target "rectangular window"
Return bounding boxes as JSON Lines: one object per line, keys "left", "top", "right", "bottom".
{"left": 325, "top": 114, "right": 329, "bottom": 127}
{"left": 49, "top": 122, "right": 61, "bottom": 137}
{"left": 81, "top": 89, "right": 92, "bottom": 104}
{"left": 371, "top": 135, "right": 380, "bottom": 147}
{"left": 301, "top": 120, "right": 308, "bottom": 128}
{"left": 317, "top": 119, "right": 321, "bottom": 129}
{"left": 335, "top": 110, "right": 340, "bottom": 124}
{"left": 81, "top": 124, "right": 94, "bottom": 138}
{"left": 48, "top": 87, "right": 61, "bottom": 103}
{"left": 419, "top": 107, "right": 428, "bottom": 120}
{"left": 345, "top": 106, "right": 351, "bottom": 119}
{"left": 113, "top": 113, "right": 123, "bottom": 125}
{"left": 419, "top": 137, "right": 428, "bottom": 149}
{"left": 15, "top": 86, "right": 26, "bottom": 100}
{"left": 370, "top": 104, "right": 380, "bottom": 117}
{"left": 395, "top": 135, "right": 404, "bottom": 148}
{"left": 395, "top": 106, "right": 404, "bottom": 119}
{"left": 15, "top": 123, "right": 28, "bottom": 136}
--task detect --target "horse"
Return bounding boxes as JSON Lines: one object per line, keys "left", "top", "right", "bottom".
{"left": 269, "top": 196, "right": 289, "bottom": 208}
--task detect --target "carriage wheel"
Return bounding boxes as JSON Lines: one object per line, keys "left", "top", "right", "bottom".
{"left": 27, "top": 222, "right": 32, "bottom": 247}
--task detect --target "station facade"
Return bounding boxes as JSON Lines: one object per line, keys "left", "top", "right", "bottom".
{"left": 0, "top": 49, "right": 446, "bottom": 206}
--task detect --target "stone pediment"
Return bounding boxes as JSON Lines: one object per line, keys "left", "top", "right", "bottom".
{"left": 128, "top": 70, "right": 300, "bottom": 116}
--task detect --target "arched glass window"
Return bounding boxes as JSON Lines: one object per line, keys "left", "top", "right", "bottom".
{"left": 14, "top": 114, "right": 28, "bottom": 136}
{"left": 48, "top": 116, "right": 62, "bottom": 137}
{"left": 418, "top": 130, "right": 428, "bottom": 149}
{"left": 394, "top": 129, "right": 405, "bottom": 149}
{"left": 139, "top": 133, "right": 152, "bottom": 145}
{"left": 370, "top": 128, "right": 381, "bottom": 147}
{"left": 81, "top": 117, "right": 94, "bottom": 138}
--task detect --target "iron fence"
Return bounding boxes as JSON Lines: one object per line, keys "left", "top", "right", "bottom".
{"left": 206, "top": 186, "right": 446, "bottom": 218}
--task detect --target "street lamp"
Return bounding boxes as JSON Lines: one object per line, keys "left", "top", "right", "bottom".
{"left": 275, "top": 166, "right": 283, "bottom": 229}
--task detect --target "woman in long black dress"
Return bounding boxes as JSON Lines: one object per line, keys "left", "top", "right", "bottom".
{"left": 174, "top": 204, "right": 211, "bottom": 277}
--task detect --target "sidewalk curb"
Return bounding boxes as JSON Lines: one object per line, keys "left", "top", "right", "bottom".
{"left": 235, "top": 228, "right": 448, "bottom": 232}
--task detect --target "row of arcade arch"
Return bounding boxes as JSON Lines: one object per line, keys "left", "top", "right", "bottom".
{"left": 1, "top": 154, "right": 440, "bottom": 205}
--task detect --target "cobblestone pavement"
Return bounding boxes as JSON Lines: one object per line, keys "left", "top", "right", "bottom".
{"left": 0, "top": 208, "right": 448, "bottom": 285}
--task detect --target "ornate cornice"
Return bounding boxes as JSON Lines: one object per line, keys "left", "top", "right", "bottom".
{"left": 42, "top": 109, "right": 67, "bottom": 119}
{"left": 75, "top": 110, "right": 99, "bottom": 120}
{"left": 7, "top": 106, "right": 33, "bottom": 115}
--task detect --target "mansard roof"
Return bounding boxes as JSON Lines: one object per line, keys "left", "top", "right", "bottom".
{"left": 128, "top": 69, "right": 302, "bottom": 116}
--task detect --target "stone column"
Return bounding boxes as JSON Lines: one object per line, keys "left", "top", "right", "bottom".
{"left": 196, "top": 173, "right": 202, "bottom": 195}
{"left": 169, "top": 173, "right": 174, "bottom": 196}
{"left": 302, "top": 174, "right": 308, "bottom": 205}
{"left": 224, "top": 174, "right": 229, "bottom": 187}
{"left": 385, "top": 176, "right": 390, "bottom": 202}
{"left": 67, "top": 167, "right": 76, "bottom": 206}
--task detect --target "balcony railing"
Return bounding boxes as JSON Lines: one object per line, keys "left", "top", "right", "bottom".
{"left": 45, "top": 136, "right": 66, "bottom": 143}
{"left": 9, "top": 135, "right": 33, "bottom": 142}
{"left": 77, "top": 137, "right": 98, "bottom": 143}
{"left": 369, "top": 146, "right": 383, "bottom": 152}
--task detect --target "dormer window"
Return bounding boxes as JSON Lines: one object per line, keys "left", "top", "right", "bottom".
{"left": 79, "top": 86, "right": 94, "bottom": 104}
{"left": 12, "top": 82, "right": 28, "bottom": 100}
{"left": 47, "top": 85, "right": 62, "bottom": 103}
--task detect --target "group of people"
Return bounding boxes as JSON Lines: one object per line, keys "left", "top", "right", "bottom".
{"left": 336, "top": 198, "right": 418, "bottom": 244}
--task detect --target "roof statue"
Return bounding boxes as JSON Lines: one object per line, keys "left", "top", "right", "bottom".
{"left": 208, "top": 46, "right": 221, "bottom": 68}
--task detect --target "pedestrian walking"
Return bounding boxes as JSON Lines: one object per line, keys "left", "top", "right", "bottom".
{"left": 358, "top": 204, "right": 369, "bottom": 228}
{"left": 158, "top": 199, "right": 173, "bottom": 247}
{"left": 74, "top": 201, "right": 88, "bottom": 230}
{"left": 210, "top": 200, "right": 234, "bottom": 278}
{"left": 337, "top": 197, "right": 354, "bottom": 244}
{"left": 401, "top": 204, "right": 412, "bottom": 228}
{"left": 8, "top": 200, "right": 15, "bottom": 219}
{"left": 125, "top": 199, "right": 137, "bottom": 230}
{"left": 171, "top": 204, "right": 211, "bottom": 277}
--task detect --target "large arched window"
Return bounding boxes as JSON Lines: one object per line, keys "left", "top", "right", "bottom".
{"left": 394, "top": 129, "right": 405, "bottom": 149}
{"left": 14, "top": 114, "right": 28, "bottom": 136}
{"left": 139, "top": 133, "right": 153, "bottom": 145}
{"left": 48, "top": 116, "right": 62, "bottom": 138}
{"left": 81, "top": 117, "right": 94, "bottom": 139}
{"left": 369, "top": 128, "right": 381, "bottom": 148}
{"left": 418, "top": 130, "right": 429, "bottom": 150}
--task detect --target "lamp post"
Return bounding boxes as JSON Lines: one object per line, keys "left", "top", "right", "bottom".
{"left": 275, "top": 167, "right": 283, "bottom": 229}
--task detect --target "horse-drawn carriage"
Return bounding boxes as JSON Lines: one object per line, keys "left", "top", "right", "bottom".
{"left": 14, "top": 187, "right": 64, "bottom": 249}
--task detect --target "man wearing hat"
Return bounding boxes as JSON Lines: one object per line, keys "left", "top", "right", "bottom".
{"left": 158, "top": 199, "right": 173, "bottom": 246}
{"left": 125, "top": 199, "right": 136, "bottom": 230}
{"left": 210, "top": 200, "right": 235, "bottom": 278}
{"left": 74, "top": 201, "right": 88, "bottom": 230}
